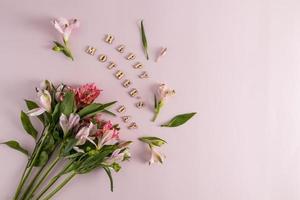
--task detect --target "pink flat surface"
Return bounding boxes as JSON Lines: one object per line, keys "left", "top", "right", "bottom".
{"left": 1, "top": 0, "right": 300, "bottom": 199}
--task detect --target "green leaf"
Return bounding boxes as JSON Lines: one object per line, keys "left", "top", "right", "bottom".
{"left": 25, "top": 99, "right": 45, "bottom": 124}
{"left": 25, "top": 99, "right": 39, "bottom": 110}
{"left": 1, "top": 140, "right": 29, "bottom": 156}
{"left": 76, "top": 145, "right": 118, "bottom": 174}
{"left": 20, "top": 111, "right": 38, "bottom": 139}
{"left": 33, "top": 150, "right": 49, "bottom": 166}
{"left": 154, "top": 94, "right": 157, "bottom": 109}
{"left": 102, "top": 109, "right": 116, "bottom": 116}
{"left": 53, "top": 41, "right": 64, "bottom": 48}
{"left": 161, "top": 112, "right": 197, "bottom": 127}
{"left": 140, "top": 20, "right": 149, "bottom": 60}
{"left": 53, "top": 41, "right": 74, "bottom": 60}
{"left": 51, "top": 103, "right": 61, "bottom": 123}
{"left": 139, "top": 136, "right": 167, "bottom": 147}
{"left": 42, "top": 112, "right": 52, "bottom": 126}
{"left": 62, "top": 48, "right": 74, "bottom": 61}
{"left": 43, "top": 134, "right": 55, "bottom": 153}
{"left": 60, "top": 92, "right": 75, "bottom": 116}
{"left": 103, "top": 167, "right": 114, "bottom": 192}
{"left": 61, "top": 138, "right": 78, "bottom": 157}
{"left": 52, "top": 46, "right": 62, "bottom": 51}
{"left": 111, "top": 162, "right": 121, "bottom": 172}
{"left": 53, "top": 130, "right": 63, "bottom": 141}
{"left": 78, "top": 101, "right": 117, "bottom": 118}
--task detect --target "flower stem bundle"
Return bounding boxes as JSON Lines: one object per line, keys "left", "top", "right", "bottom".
{"left": 5, "top": 80, "right": 131, "bottom": 200}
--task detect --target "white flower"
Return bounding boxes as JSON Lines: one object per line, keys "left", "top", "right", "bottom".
{"left": 59, "top": 113, "right": 80, "bottom": 135}
{"left": 27, "top": 89, "right": 52, "bottom": 116}
{"left": 52, "top": 17, "right": 80, "bottom": 42}
{"left": 149, "top": 147, "right": 165, "bottom": 165}
{"left": 157, "top": 83, "right": 175, "bottom": 102}
{"left": 75, "top": 122, "right": 97, "bottom": 146}
{"left": 103, "top": 141, "right": 131, "bottom": 165}
{"left": 40, "top": 80, "right": 53, "bottom": 92}
{"left": 55, "top": 84, "right": 67, "bottom": 102}
{"left": 39, "top": 90, "right": 52, "bottom": 112}
{"left": 103, "top": 148, "right": 130, "bottom": 165}
{"left": 152, "top": 83, "right": 175, "bottom": 122}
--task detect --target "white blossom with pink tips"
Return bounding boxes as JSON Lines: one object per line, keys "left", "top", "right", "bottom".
{"left": 97, "top": 121, "right": 120, "bottom": 149}
{"left": 152, "top": 83, "right": 176, "bottom": 122}
{"left": 52, "top": 17, "right": 80, "bottom": 42}
{"left": 75, "top": 122, "right": 97, "bottom": 146}
{"left": 51, "top": 17, "right": 80, "bottom": 60}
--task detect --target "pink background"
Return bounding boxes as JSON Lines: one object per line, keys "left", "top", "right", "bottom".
{"left": 1, "top": 0, "right": 300, "bottom": 199}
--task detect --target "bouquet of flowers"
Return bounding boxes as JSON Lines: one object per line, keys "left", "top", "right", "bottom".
{"left": 5, "top": 80, "right": 132, "bottom": 200}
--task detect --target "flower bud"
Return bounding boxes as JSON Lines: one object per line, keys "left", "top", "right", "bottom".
{"left": 52, "top": 46, "right": 61, "bottom": 51}
{"left": 38, "top": 90, "right": 52, "bottom": 113}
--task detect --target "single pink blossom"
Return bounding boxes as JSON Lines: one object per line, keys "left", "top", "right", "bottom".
{"left": 102, "top": 121, "right": 113, "bottom": 132}
{"left": 73, "top": 83, "right": 101, "bottom": 108}
{"left": 97, "top": 129, "right": 119, "bottom": 149}
{"left": 51, "top": 17, "right": 80, "bottom": 42}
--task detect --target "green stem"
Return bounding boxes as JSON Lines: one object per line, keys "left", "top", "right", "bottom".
{"left": 41, "top": 172, "right": 76, "bottom": 200}
{"left": 152, "top": 106, "right": 161, "bottom": 122}
{"left": 62, "top": 39, "right": 74, "bottom": 61}
{"left": 22, "top": 156, "right": 60, "bottom": 200}
{"left": 13, "top": 127, "right": 48, "bottom": 200}
{"left": 20, "top": 165, "right": 46, "bottom": 200}
{"left": 13, "top": 164, "right": 29, "bottom": 200}
{"left": 35, "top": 161, "right": 73, "bottom": 200}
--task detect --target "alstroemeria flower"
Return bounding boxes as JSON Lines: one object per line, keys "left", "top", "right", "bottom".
{"left": 27, "top": 89, "right": 52, "bottom": 116}
{"left": 52, "top": 18, "right": 80, "bottom": 42}
{"left": 149, "top": 147, "right": 165, "bottom": 165}
{"left": 75, "top": 122, "right": 97, "bottom": 146}
{"left": 102, "top": 121, "right": 113, "bottom": 133}
{"left": 139, "top": 136, "right": 167, "bottom": 165}
{"left": 103, "top": 148, "right": 131, "bottom": 165}
{"left": 152, "top": 83, "right": 175, "bottom": 122}
{"left": 59, "top": 113, "right": 80, "bottom": 136}
{"left": 97, "top": 130, "right": 119, "bottom": 149}
{"left": 157, "top": 83, "right": 175, "bottom": 102}
{"left": 55, "top": 84, "right": 71, "bottom": 102}
{"left": 73, "top": 83, "right": 101, "bottom": 108}
{"left": 40, "top": 80, "right": 54, "bottom": 92}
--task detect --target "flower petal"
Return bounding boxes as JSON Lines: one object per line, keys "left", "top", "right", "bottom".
{"left": 52, "top": 19, "right": 65, "bottom": 34}
{"left": 76, "top": 126, "right": 89, "bottom": 145}
{"left": 149, "top": 147, "right": 165, "bottom": 165}
{"left": 38, "top": 90, "right": 52, "bottom": 112}
{"left": 73, "top": 146, "right": 85, "bottom": 153}
{"left": 68, "top": 113, "right": 80, "bottom": 130}
{"left": 26, "top": 108, "right": 46, "bottom": 116}
{"left": 58, "top": 17, "right": 69, "bottom": 24}
{"left": 69, "top": 19, "right": 80, "bottom": 28}
{"left": 59, "top": 113, "right": 69, "bottom": 134}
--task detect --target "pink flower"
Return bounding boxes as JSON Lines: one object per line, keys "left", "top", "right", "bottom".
{"left": 97, "top": 129, "right": 119, "bottom": 149}
{"left": 51, "top": 17, "right": 80, "bottom": 42}
{"left": 75, "top": 122, "right": 97, "bottom": 146}
{"left": 102, "top": 121, "right": 113, "bottom": 133}
{"left": 73, "top": 83, "right": 101, "bottom": 108}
